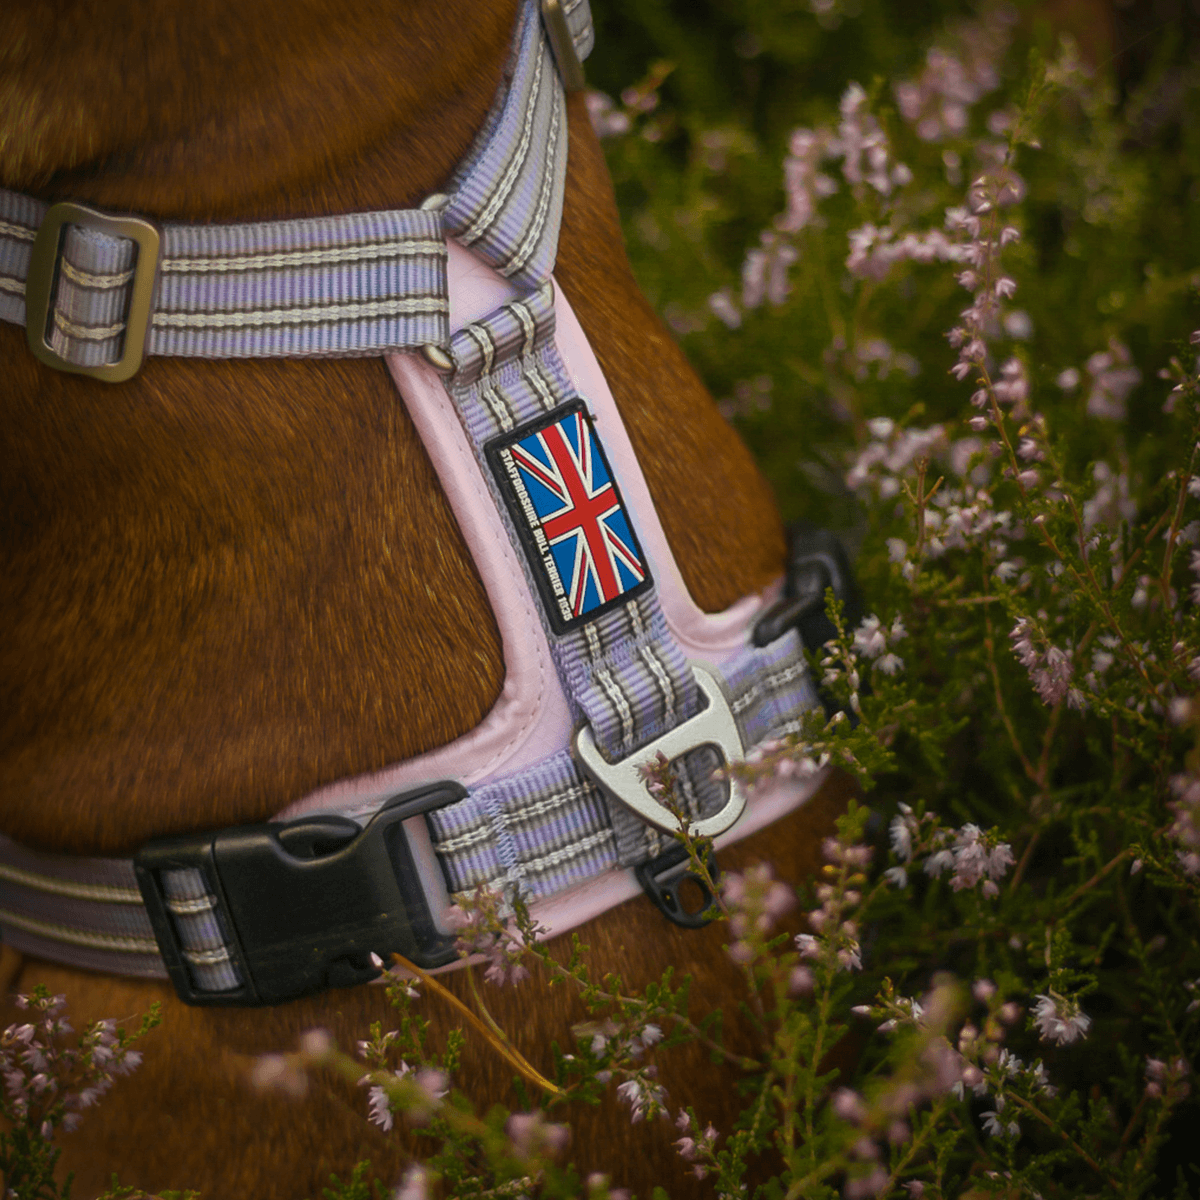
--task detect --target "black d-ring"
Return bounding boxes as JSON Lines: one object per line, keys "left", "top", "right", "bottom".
{"left": 634, "top": 841, "right": 721, "bottom": 929}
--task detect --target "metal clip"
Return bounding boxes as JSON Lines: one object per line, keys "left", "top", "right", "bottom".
{"left": 573, "top": 666, "right": 746, "bottom": 838}
{"left": 26, "top": 201, "right": 160, "bottom": 384}
{"left": 540, "top": 0, "right": 586, "bottom": 92}
{"left": 752, "top": 526, "right": 861, "bottom": 651}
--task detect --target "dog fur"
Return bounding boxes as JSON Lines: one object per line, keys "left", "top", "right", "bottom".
{"left": 0, "top": 2, "right": 847, "bottom": 1194}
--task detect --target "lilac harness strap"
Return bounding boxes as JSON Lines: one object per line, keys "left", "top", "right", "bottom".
{"left": 0, "top": 0, "right": 827, "bottom": 1001}
{"left": 0, "top": 0, "right": 588, "bottom": 372}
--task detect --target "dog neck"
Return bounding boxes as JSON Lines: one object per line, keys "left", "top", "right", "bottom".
{"left": 0, "top": 0, "right": 787, "bottom": 858}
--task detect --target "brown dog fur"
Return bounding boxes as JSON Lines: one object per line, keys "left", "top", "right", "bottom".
{"left": 0, "top": 2, "right": 848, "bottom": 1194}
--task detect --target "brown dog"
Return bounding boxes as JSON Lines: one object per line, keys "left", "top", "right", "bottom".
{"left": 0, "top": 1, "right": 847, "bottom": 1194}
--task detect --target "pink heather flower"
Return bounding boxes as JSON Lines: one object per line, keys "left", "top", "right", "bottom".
{"left": 961, "top": 1064, "right": 986, "bottom": 1093}
{"left": 787, "top": 964, "right": 816, "bottom": 993}
{"left": 727, "top": 941, "right": 755, "bottom": 965}
{"left": 637, "top": 1024, "right": 663, "bottom": 1050}
{"left": 1169, "top": 774, "right": 1200, "bottom": 862}
{"left": 1009, "top": 618, "right": 1074, "bottom": 705}
{"left": 742, "top": 233, "right": 797, "bottom": 308}
{"left": 298, "top": 1028, "right": 333, "bottom": 1059}
{"left": 924, "top": 848, "right": 955, "bottom": 877}
{"left": 1085, "top": 340, "right": 1142, "bottom": 420}
{"left": 507, "top": 1110, "right": 570, "bottom": 1158}
{"left": 890, "top": 817, "right": 914, "bottom": 862}
{"left": 981, "top": 1110, "right": 1020, "bottom": 1137}
{"left": 414, "top": 1068, "right": 448, "bottom": 1113}
{"left": 852, "top": 1135, "right": 880, "bottom": 1160}
{"left": 845, "top": 1165, "right": 890, "bottom": 1199}
{"left": 393, "top": 1164, "right": 431, "bottom": 1200}
{"left": 707, "top": 289, "right": 742, "bottom": 330}
{"left": 832, "top": 1087, "right": 868, "bottom": 1123}
{"left": 366, "top": 1083, "right": 395, "bottom": 1132}
{"left": 844, "top": 844, "right": 873, "bottom": 869}
{"left": 250, "top": 1054, "right": 308, "bottom": 1100}
{"left": 584, "top": 91, "right": 632, "bottom": 139}
{"left": 615, "top": 1071, "right": 667, "bottom": 1123}
{"left": 586, "top": 1175, "right": 631, "bottom": 1200}
{"left": 876, "top": 652, "right": 904, "bottom": 675}
{"left": 1032, "top": 994, "right": 1091, "bottom": 1045}
{"left": 795, "top": 933, "right": 820, "bottom": 959}
{"left": 904, "top": 1184, "right": 926, "bottom": 1198}
{"left": 445, "top": 886, "right": 532, "bottom": 987}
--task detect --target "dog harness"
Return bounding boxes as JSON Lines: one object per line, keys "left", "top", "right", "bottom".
{"left": 0, "top": 0, "right": 838, "bottom": 1006}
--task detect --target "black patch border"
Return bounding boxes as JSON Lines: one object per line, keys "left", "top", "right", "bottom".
{"left": 484, "top": 400, "right": 654, "bottom": 635}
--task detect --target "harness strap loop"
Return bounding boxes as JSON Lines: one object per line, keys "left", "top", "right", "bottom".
{"left": 0, "top": 0, "right": 594, "bottom": 378}
{"left": 0, "top": 0, "right": 832, "bottom": 1005}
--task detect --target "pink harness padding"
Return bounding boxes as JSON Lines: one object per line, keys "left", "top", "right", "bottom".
{"left": 279, "top": 243, "right": 778, "bottom": 821}
{"left": 275, "top": 239, "right": 823, "bottom": 957}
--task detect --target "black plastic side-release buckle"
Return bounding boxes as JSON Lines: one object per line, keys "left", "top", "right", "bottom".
{"left": 134, "top": 782, "right": 464, "bottom": 1007}
{"left": 634, "top": 841, "right": 721, "bottom": 929}
{"left": 752, "top": 524, "right": 862, "bottom": 651}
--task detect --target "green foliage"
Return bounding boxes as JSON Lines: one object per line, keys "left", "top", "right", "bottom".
{"left": 1, "top": 989, "right": 161, "bottom": 1200}
{"left": 317, "top": 1160, "right": 386, "bottom": 1200}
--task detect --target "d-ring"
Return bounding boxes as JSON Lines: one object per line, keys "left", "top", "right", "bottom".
{"left": 573, "top": 666, "right": 747, "bottom": 838}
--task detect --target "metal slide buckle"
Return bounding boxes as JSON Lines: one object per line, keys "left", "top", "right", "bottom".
{"left": 573, "top": 666, "right": 747, "bottom": 838}
{"left": 134, "top": 783, "right": 464, "bottom": 1007}
{"left": 26, "top": 201, "right": 161, "bottom": 384}
{"left": 540, "top": 0, "right": 586, "bottom": 92}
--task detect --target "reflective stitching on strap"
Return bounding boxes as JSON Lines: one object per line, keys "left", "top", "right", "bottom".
{"left": 160, "top": 239, "right": 445, "bottom": 274}
{"left": 59, "top": 260, "right": 136, "bottom": 289}
{"left": 53, "top": 312, "right": 126, "bottom": 340}
{"left": 459, "top": 44, "right": 548, "bottom": 248}
{"left": 501, "top": 80, "right": 563, "bottom": 278}
{"left": 524, "top": 352, "right": 557, "bottom": 412}
{"left": 0, "top": 862, "right": 143, "bottom": 904}
{"left": 165, "top": 894, "right": 217, "bottom": 916}
{"left": 595, "top": 665, "right": 635, "bottom": 752}
{"left": 640, "top": 643, "right": 677, "bottom": 729}
{"left": 0, "top": 908, "right": 159, "bottom": 955}
{"left": 0, "top": 218, "right": 35, "bottom": 242}
{"left": 153, "top": 296, "right": 446, "bottom": 331}
{"left": 182, "top": 945, "right": 233, "bottom": 967}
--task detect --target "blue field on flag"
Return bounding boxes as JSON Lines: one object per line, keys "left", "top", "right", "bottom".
{"left": 507, "top": 409, "right": 648, "bottom": 620}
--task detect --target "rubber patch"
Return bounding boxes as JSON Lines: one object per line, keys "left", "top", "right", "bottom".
{"left": 486, "top": 401, "right": 653, "bottom": 633}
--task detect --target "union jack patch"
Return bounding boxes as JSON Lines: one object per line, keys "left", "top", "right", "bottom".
{"left": 486, "top": 402, "right": 652, "bottom": 633}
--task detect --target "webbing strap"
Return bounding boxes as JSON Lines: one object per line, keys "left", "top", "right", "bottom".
{"left": 0, "top": 632, "right": 816, "bottom": 985}
{"left": 0, "top": 0, "right": 593, "bottom": 370}
{"left": 440, "top": 284, "right": 713, "bottom": 865}
{"left": 428, "top": 631, "right": 816, "bottom": 898}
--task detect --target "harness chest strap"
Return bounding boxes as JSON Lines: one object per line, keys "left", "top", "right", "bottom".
{"left": 0, "top": 0, "right": 592, "bottom": 378}
{"left": 0, "top": 0, "right": 830, "bottom": 1006}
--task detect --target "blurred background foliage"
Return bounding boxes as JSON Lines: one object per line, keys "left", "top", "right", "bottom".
{"left": 585, "top": 0, "right": 1200, "bottom": 535}
{"left": 581, "top": 3, "right": 1200, "bottom": 1191}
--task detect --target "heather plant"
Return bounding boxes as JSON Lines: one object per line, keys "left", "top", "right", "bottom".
{"left": 8, "top": 3, "right": 1200, "bottom": 1198}
{"left": 0, "top": 987, "right": 162, "bottom": 1200}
